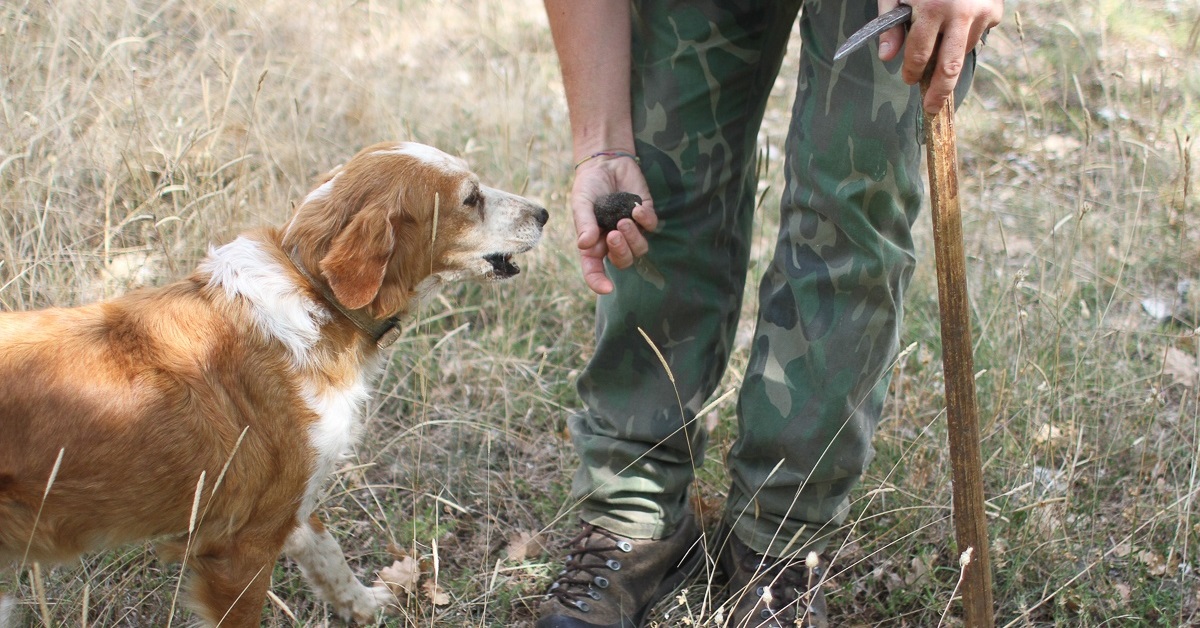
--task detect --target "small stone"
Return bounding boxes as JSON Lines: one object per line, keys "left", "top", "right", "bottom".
{"left": 593, "top": 192, "right": 642, "bottom": 232}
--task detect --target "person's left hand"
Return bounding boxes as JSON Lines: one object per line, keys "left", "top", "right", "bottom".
{"left": 569, "top": 153, "right": 657, "bottom": 295}
{"left": 876, "top": 0, "right": 1003, "bottom": 113}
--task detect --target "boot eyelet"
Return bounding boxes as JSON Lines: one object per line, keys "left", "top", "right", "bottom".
{"left": 617, "top": 541, "right": 633, "bottom": 552}
{"left": 760, "top": 608, "right": 773, "bottom": 619}
{"left": 594, "top": 576, "right": 609, "bottom": 588}
{"left": 606, "top": 559, "right": 622, "bottom": 570}
{"left": 576, "top": 601, "right": 591, "bottom": 613}
{"left": 588, "top": 589, "right": 602, "bottom": 600}
{"left": 755, "top": 586, "right": 766, "bottom": 597}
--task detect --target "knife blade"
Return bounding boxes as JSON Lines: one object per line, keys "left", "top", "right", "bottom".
{"left": 833, "top": 4, "right": 913, "bottom": 61}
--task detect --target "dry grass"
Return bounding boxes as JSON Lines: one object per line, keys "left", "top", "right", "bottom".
{"left": 2, "top": 0, "right": 1198, "bottom": 625}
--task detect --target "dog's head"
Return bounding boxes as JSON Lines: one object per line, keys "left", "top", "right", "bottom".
{"left": 281, "top": 142, "right": 548, "bottom": 319}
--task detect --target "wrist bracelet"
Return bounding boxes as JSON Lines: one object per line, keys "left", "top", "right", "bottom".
{"left": 574, "top": 150, "right": 640, "bottom": 170}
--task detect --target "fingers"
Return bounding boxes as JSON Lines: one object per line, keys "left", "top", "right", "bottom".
{"left": 569, "top": 154, "right": 657, "bottom": 294}
{"left": 926, "top": 17, "right": 970, "bottom": 112}
{"left": 613, "top": 204, "right": 654, "bottom": 258}
{"left": 896, "top": 0, "right": 1004, "bottom": 113}
{"left": 603, "top": 223, "right": 645, "bottom": 268}
{"left": 572, "top": 197, "right": 603, "bottom": 253}
{"left": 904, "top": 14, "right": 969, "bottom": 112}
{"left": 898, "top": 5, "right": 941, "bottom": 87}
{"left": 629, "top": 201, "right": 658, "bottom": 234}
{"left": 876, "top": 0, "right": 904, "bottom": 61}
{"left": 572, "top": 202, "right": 611, "bottom": 295}
{"left": 878, "top": 26, "right": 905, "bottom": 61}
{"left": 580, "top": 252, "right": 614, "bottom": 294}
{"left": 575, "top": 205, "right": 652, "bottom": 295}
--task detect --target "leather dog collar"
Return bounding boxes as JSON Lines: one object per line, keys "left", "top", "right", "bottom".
{"left": 286, "top": 248, "right": 402, "bottom": 350}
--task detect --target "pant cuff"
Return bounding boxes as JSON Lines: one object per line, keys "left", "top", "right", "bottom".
{"left": 728, "top": 514, "right": 831, "bottom": 558}
{"left": 579, "top": 509, "right": 680, "bottom": 541}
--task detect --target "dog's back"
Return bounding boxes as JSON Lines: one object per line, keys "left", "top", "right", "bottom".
{"left": 0, "top": 279, "right": 309, "bottom": 564}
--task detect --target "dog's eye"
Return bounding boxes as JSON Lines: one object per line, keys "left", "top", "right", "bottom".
{"left": 464, "top": 189, "right": 485, "bottom": 218}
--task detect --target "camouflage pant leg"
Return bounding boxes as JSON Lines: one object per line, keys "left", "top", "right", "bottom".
{"left": 726, "top": 2, "right": 977, "bottom": 556}
{"left": 568, "top": 0, "right": 977, "bottom": 545}
{"left": 569, "top": 0, "right": 804, "bottom": 540}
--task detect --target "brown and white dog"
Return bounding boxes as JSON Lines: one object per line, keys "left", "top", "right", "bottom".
{"left": 0, "top": 142, "right": 548, "bottom": 626}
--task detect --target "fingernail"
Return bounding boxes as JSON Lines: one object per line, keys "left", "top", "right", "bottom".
{"left": 879, "top": 41, "right": 892, "bottom": 57}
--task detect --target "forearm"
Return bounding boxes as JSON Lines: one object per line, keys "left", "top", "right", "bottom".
{"left": 544, "top": 0, "right": 635, "bottom": 160}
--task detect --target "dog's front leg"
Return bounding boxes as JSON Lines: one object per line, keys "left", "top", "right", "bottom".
{"left": 284, "top": 514, "right": 393, "bottom": 623}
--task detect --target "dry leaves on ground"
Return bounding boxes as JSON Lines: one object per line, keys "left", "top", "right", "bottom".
{"left": 377, "top": 552, "right": 455, "bottom": 606}
{"left": 423, "top": 580, "right": 451, "bottom": 606}
{"left": 505, "top": 530, "right": 547, "bottom": 563}
{"left": 1162, "top": 346, "right": 1199, "bottom": 388}
{"left": 377, "top": 556, "right": 421, "bottom": 596}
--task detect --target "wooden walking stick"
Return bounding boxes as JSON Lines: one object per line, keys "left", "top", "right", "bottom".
{"left": 920, "top": 70, "right": 996, "bottom": 628}
{"left": 836, "top": 6, "right": 995, "bottom": 626}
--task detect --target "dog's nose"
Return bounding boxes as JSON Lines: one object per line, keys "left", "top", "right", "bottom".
{"left": 533, "top": 205, "right": 549, "bottom": 227}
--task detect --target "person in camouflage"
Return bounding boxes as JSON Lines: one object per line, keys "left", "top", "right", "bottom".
{"left": 537, "top": 1, "right": 1002, "bottom": 627}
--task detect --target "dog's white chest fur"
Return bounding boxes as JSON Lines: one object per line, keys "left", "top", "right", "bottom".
{"left": 298, "top": 379, "right": 369, "bottom": 513}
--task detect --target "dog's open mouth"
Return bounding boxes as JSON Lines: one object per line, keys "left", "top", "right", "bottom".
{"left": 484, "top": 253, "right": 520, "bottom": 279}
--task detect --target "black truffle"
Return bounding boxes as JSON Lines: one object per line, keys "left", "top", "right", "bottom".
{"left": 593, "top": 192, "right": 642, "bottom": 232}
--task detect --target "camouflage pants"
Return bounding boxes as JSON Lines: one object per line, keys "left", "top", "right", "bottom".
{"left": 568, "top": 0, "right": 975, "bottom": 556}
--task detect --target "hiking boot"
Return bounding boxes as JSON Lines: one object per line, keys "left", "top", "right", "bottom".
{"left": 717, "top": 526, "right": 828, "bottom": 628}
{"left": 536, "top": 515, "right": 703, "bottom": 628}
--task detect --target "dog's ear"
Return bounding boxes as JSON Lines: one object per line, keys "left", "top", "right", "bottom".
{"left": 319, "top": 203, "right": 397, "bottom": 310}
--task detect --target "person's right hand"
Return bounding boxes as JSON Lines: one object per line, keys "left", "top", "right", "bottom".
{"left": 877, "top": 0, "right": 1003, "bottom": 113}
{"left": 570, "top": 152, "right": 658, "bottom": 295}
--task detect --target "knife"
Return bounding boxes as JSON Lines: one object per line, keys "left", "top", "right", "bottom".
{"left": 833, "top": 4, "right": 913, "bottom": 61}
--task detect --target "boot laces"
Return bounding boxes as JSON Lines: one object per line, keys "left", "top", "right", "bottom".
{"left": 545, "top": 524, "right": 633, "bottom": 612}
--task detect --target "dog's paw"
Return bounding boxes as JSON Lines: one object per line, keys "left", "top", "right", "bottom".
{"left": 345, "top": 583, "right": 396, "bottom": 624}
